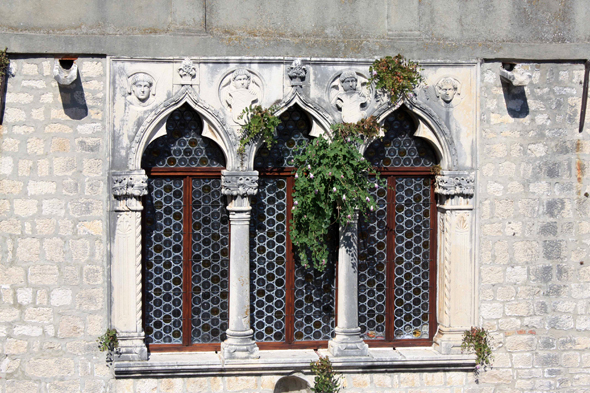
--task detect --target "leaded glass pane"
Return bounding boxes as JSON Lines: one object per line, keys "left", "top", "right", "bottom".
{"left": 293, "top": 262, "right": 335, "bottom": 341}
{"left": 191, "top": 178, "right": 229, "bottom": 343}
{"left": 142, "top": 105, "right": 225, "bottom": 168}
{"left": 144, "top": 177, "right": 184, "bottom": 344}
{"left": 393, "top": 177, "right": 432, "bottom": 339}
{"left": 358, "top": 178, "right": 388, "bottom": 340}
{"left": 254, "top": 105, "right": 311, "bottom": 169}
{"left": 364, "top": 110, "right": 436, "bottom": 168}
{"left": 250, "top": 178, "right": 288, "bottom": 342}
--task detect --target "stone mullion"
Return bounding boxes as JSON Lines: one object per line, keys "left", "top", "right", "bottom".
{"left": 220, "top": 171, "right": 260, "bottom": 359}
{"left": 433, "top": 170, "right": 476, "bottom": 354}
{"left": 328, "top": 211, "right": 369, "bottom": 357}
{"left": 111, "top": 170, "right": 149, "bottom": 361}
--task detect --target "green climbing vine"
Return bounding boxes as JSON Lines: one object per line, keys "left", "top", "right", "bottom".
{"left": 310, "top": 356, "right": 342, "bottom": 393}
{"left": 290, "top": 117, "right": 382, "bottom": 271}
{"left": 237, "top": 105, "right": 281, "bottom": 156}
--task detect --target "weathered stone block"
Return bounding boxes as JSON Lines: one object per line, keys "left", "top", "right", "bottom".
{"left": 506, "top": 335, "right": 536, "bottom": 351}
{"left": 29, "top": 264, "right": 58, "bottom": 285}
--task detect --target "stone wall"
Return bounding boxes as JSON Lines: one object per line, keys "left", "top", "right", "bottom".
{"left": 477, "top": 62, "right": 590, "bottom": 391}
{"left": 1, "top": 56, "right": 589, "bottom": 392}
{"left": 2, "top": 1, "right": 590, "bottom": 59}
{"left": 0, "top": 56, "right": 111, "bottom": 392}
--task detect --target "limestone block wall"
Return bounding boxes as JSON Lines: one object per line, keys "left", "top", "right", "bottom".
{"left": 477, "top": 62, "right": 590, "bottom": 390}
{"left": 0, "top": 56, "right": 111, "bottom": 392}
{"left": 0, "top": 57, "right": 589, "bottom": 392}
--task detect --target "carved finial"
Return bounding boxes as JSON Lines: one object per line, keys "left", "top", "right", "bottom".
{"left": 287, "top": 59, "right": 307, "bottom": 88}
{"left": 178, "top": 58, "right": 197, "bottom": 83}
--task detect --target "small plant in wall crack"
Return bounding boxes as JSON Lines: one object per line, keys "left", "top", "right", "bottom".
{"left": 237, "top": 104, "right": 281, "bottom": 156}
{"left": 461, "top": 326, "right": 494, "bottom": 383}
{"left": 310, "top": 356, "right": 342, "bottom": 393}
{"left": 0, "top": 48, "right": 9, "bottom": 79}
{"left": 97, "top": 328, "right": 119, "bottom": 365}
{"left": 369, "top": 54, "right": 424, "bottom": 105}
{"left": 290, "top": 116, "right": 383, "bottom": 271}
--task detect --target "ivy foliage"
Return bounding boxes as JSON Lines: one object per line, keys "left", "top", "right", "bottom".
{"left": 290, "top": 116, "right": 382, "bottom": 271}
{"left": 310, "top": 356, "right": 341, "bottom": 393}
{"left": 237, "top": 105, "right": 281, "bottom": 156}
{"left": 461, "top": 326, "right": 494, "bottom": 382}
{"left": 369, "top": 55, "right": 423, "bottom": 104}
{"left": 0, "top": 48, "right": 9, "bottom": 79}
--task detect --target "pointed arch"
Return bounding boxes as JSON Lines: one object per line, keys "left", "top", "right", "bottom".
{"left": 372, "top": 97, "right": 459, "bottom": 170}
{"left": 243, "top": 90, "right": 334, "bottom": 170}
{"left": 128, "top": 85, "right": 237, "bottom": 171}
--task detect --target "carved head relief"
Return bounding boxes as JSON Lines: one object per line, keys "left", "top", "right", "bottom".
{"left": 435, "top": 77, "right": 461, "bottom": 105}
{"left": 219, "top": 68, "right": 264, "bottom": 126}
{"left": 127, "top": 72, "right": 156, "bottom": 107}
{"left": 329, "top": 69, "right": 371, "bottom": 123}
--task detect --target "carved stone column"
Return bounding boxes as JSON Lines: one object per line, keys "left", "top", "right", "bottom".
{"left": 111, "top": 170, "right": 149, "bottom": 361}
{"left": 220, "top": 171, "right": 260, "bottom": 359}
{"left": 328, "top": 212, "right": 369, "bottom": 357}
{"left": 433, "top": 171, "right": 476, "bottom": 355}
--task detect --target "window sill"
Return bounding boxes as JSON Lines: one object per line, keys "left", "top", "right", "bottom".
{"left": 113, "top": 347, "right": 476, "bottom": 378}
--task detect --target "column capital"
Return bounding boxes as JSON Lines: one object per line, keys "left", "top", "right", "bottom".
{"left": 221, "top": 170, "right": 259, "bottom": 197}
{"left": 112, "top": 170, "right": 148, "bottom": 212}
{"left": 434, "top": 171, "right": 475, "bottom": 196}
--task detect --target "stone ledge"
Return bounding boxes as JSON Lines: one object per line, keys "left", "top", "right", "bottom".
{"left": 113, "top": 347, "right": 476, "bottom": 378}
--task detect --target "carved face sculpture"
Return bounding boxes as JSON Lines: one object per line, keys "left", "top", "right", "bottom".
{"left": 232, "top": 73, "right": 251, "bottom": 90}
{"left": 436, "top": 78, "right": 459, "bottom": 104}
{"left": 341, "top": 76, "right": 358, "bottom": 92}
{"left": 132, "top": 81, "right": 152, "bottom": 102}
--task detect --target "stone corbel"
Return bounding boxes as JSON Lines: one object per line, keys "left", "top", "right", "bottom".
{"left": 53, "top": 58, "right": 78, "bottom": 86}
{"left": 433, "top": 170, "right": 476, "bottom": 355}
{"left": 112, "top": 170, "right": 148, "bottom": 212}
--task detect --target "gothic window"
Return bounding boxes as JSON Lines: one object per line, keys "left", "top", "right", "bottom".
{"left": 250, "top": 105, "right": 336, "bottom": 348}
{"left": 142, "top": 105, "right": 229, "bottom": 350}
{"left": 359, "top": 109, "right": 438, "bottom": 345}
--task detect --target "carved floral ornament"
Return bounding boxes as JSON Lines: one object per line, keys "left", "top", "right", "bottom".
{"left": 434, "top": 171, "right": 475, "bottom": 196}
{"left": 178, "top": 58, "right": 198, "bottom": 83}
{"left": 287, "top": 59, "right": 307, "bottom": 88}
{"left": 221, "top": 171, "right": 259, "bottom": 197}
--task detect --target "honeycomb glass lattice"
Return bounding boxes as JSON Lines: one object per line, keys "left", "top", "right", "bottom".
{"left": 142, "top": 105, "right": 225, "bottom": 168}
{"left": 250, "top": 178, "right": 288, "bottom": 342}
{"left": 293, "top": 263, "right": 335, "bottom": 341}
{"left": 358, "top": 178, "right": 388, "bottom": 340}
{"left": 144, "top": 177, "right": 184, "bottom": 344}
{"left": 393, "top": 177, "right": 432, "bottom": 339}
{"left": 191, "top": 178, "right": 230, "bottom": 343}
{"left": 364, "top": 110, "right": 436, "bottom": 168}
{"left": 254, "top": 105, "right": 311, "bottom": 169}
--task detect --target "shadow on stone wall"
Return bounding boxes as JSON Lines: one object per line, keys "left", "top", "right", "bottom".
{"left": 501, "top": 81, "right": 529, "bottom": 118}
{"left": 58, "top": 70, "right": 88, "bottom": 120}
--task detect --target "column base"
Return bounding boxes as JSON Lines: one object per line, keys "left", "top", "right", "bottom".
{"left": 115, "top": 332, "right": 148, "bottom": 361}
{"left": 328, "top": 327, "right": 369, "bottom": 357}
{"left": 221, "top": 329, "right": 260, "bottom": 360}
{"left": 433, "top": 326, "right": 467, "bottom": 355}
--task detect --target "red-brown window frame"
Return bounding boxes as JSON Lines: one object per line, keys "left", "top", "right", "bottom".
{"left": 144, "top": 167, "right": 227, "bottom": 353}
{"left": 363, "top": 166, "right": 438, "bottom": 348}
